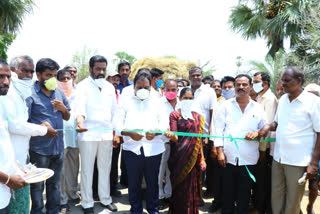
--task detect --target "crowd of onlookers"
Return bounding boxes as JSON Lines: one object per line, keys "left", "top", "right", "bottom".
{"left": 0, "top": 55, "right": 319, "bottom": 214}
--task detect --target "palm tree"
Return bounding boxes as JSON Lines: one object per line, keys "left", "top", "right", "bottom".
{"left": 229, "top": 0, "right": 315, "bottom": 58}
{"left": 0, "top": 0, "right": 34, "bottom": 33}
{"left": 248, "top": 50, "right": 286, "bottom": 94}
{"left": 0, "top": 0, "right": 34, "bottom": 59}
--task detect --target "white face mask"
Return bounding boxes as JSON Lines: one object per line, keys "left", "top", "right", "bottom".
{"left": 12, "top": 72, "right": 33, "bottom": 100}
{"left": 136, "top": 89, "right": 150, "bottom": 101}
{"left": 253, "top": 82, "right": 264, "bottom": 93}
{"left": 180, "top": 100, "right": 194, "bottom": 120}
{"left": 94, "top": 78, "right": 106, "bottom": 89}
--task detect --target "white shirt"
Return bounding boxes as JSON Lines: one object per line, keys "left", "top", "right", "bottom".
{"left": 5, "top": 85, "right": 47, "bottom": 165}
{"left": 121, "top": 85, "right": 161, "bottom": 100}
{"left": 274, "top": 91, "right": 320, "bottom": 166}
{"left": 190, "top": 84, "right": 217, "bottom": 134}
{"left": 162, "top": 96, "right": 180, "bottom": 143}
{"left": 257, "top": 89, "right": 278, "bottom": 151}
{"left": 75, "top": 76, "right": 117, "bottom": 142}
{"left": 214, "top": 98, "right": 267, "bottom": 166}
{"left": 0, "top": 97, "right": 16, "bottom": 209}
{"left": 114, "top": 95, "right": 169, "bottom": 156}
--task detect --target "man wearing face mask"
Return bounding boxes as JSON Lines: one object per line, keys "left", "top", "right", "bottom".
{"left": 0, "top": 58, "right": 29, "bottom": 214}
{"left": 117, "top": 61, "right": 132, "bottom": 93}
{"left": 56, "top": 69, "right": 81, "bottom": 213}
{"left": 150, "top": 68, "right": 164, "bottom": 98}
{"left": 114, "top": 68, "right": 168, "bottom": 214}
{"left": 252, "top": 71, "right": 278, "bottom": 214}
{"left": 26, "top": 58, "right": 71, "bottom": 214}
{"left": 220, "top": 76, "right": 236, "bottom": 100}
{"left": 74, "top": 55, "right": 117, "bottom": 213}
{"left": 5, "top": 56, "right": 57, "bottom": 214}
{"left": 158, "top": 79, "right": 180, "bottom": 209}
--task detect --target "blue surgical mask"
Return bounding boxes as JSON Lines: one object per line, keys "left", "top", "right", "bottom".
{"left": 222, "top": 88, "right": 235, "bottom": 100}
{"left": 156, "top": 80, "right": 163, "bottom": 89}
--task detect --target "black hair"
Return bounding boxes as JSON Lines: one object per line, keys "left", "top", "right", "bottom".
{"left": 254, "top": 71, "right": 271, "bottom": 87}
{"left": 89, "top": 55, "right": 108, "bottom": 68}
{"left": 57, "top": 69, "right": 72, "bottom": 81}
{"left": 181, "top": 78, "right": 190, "bottom": 86}
{"left": 150, "top": 68, "right": 164, "bottom": 78}
{"left": 0, "top": 57, "right": 8, "bottom": 66}
{"left": 134, "top": 67, "right": 152, "bottom": 86}
{"left": 220, "top": 76, "right": 235, "bottom": 88}
{"left": 211, "top": 79, "right": 221, "bottom": 87}
{"left": 202, "top": 75, "right": 214, "bottom": 83}
{"left": 188, "top": 66, "right": 202, "bottom": 75}
{"left": 164, "top": 79, "right": 177, "bottom": 87}
{"left": 36, "top": 58, "right": 60, "bottom": 74}
{"left": 284, "top": 67, "right": 305, "bottom": 86}
{"left": 179, "top": 87, "right": 194, "bottom": 98}
{"left": 117, "top": 61, "right": 131, "bottom": 71}
{"left": 235, "top": 74, "right": 252, "bottom": 85}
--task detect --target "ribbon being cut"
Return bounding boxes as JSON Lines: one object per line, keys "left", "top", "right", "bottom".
{"left": 55, "top": 127, "right": 275, "bottom": 182}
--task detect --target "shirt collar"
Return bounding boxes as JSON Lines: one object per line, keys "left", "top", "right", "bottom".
{"left": 260, "top": 88, "right": 272, "bottom": 98}
{"left": 34, "top": 81, "right": 41, "bottom": 93}
{"left": 119, "top": 79, "right": 133, "bottom": 87}
{"left": 293, "top": 90, "right": 309, "bottom": 103}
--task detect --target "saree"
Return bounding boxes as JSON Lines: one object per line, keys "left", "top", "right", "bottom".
{"left": 168, "top": 111, "right": 205, "bottom": 214}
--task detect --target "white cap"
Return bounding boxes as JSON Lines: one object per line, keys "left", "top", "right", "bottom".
{"left": 107, "top": 70, "right": 121, "bottom": 78}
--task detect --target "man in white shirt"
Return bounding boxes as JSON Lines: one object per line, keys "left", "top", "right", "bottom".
{"left": 75, "top": 55, "right": 117, "bottom": 213}
{"left": 252, "top": 71, "right": 278, "bottom": 214}
{"left": 6, "top": 56, "right": 57, "bottom": 213}
{"left": 259, "top": 67, "right": 320, "bottom": 214}
{"left": 215, "top": 74, "right": 267, "bottom": 214}
{"left": 114, "top": 68, "right": 168, "bottom": 214}
{"left": 188, "top": 67, "right": 217, "bottom": 202}
{"left": 158, "top": 79, "right": 180, "bottom": 210}
{"left": 0, "top": 58, "right": 28, "bottom": 214}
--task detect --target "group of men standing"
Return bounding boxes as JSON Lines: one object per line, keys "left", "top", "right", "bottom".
{"left": 0, "top": 54, "right": 319, "bottom": 214}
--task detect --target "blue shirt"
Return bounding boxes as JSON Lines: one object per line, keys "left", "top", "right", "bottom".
{"left": 26, "top": 82, "right": 70, "bottom": 155}
{"left": 117, "top": 79, "right": 133, "bottom": 94}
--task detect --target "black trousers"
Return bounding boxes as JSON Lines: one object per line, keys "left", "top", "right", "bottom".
{"left": 222, "top": 163, "right": 255, "bottom": 214}
{"left": 124, "top": 148, "right": 162, "bottom": 214}
{"left": 253, "top": 149, "right": 272, "bottom": 213}
{"left": 212, "top": 158, "right": 223, "bottom": 206}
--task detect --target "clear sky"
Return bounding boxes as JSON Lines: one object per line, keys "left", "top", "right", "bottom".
{"left": 7, "top": 0, "right": 269, "bottom": 79}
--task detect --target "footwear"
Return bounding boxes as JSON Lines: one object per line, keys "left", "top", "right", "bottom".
{"left": 158, "top": 198, "right": 169, "bottom": 210}
{"left": 101, "top": 203, "right": 118, "bottom": 212}
{"left": 71, "top": 197, "right": 81, "bottom": 203}
{"left": 82, "top": 207, "right": 94, "bottom": 214}
{"left": 111, "top": 190, "right": 122, "bottom": 197}
{"left": 208, "top": 201, "right": 221, "bottom": 213}
{"left": 93, "top": 196, "right": 100, "bottom": 202}
{"left": 60, "top": 204, "right": 71, "bottom": 213}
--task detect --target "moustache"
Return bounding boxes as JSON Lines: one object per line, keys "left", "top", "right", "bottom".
{"left": 237, "top": 89, "right": 245, "bottom": 92}
{"left": 96, "top": 74, "right": 105, "bottom": 79}
{"left": 0, "top": 84, "right": 9, "bottom": 89}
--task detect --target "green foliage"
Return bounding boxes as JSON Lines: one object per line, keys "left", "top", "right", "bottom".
{"left": 0, "top": 0, "right": 35, "bottom": 33}
{"left": 0, "top": 0, "right": 35, "bottom": 60}
{"left": 113, "top": 51, "right": 136, "bottom": 65}
{"left": 229, "top": 0, "right": 315, "bottom": 58}
{"left": 197, "top": 60, "right": 216, "bottom": 77}
{"left": 71, "top": 46, "right": 98, "bottom": 83}
{"left": 0, "top": 33, "right": 16, "bottom": 60}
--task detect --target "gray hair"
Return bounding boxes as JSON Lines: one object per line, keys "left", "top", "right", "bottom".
{"left": 63, "top": 64, "right": 77, "bottom": 71}
{"left": 305, "top": 83, "right": 320, "bottom": 97}
{"left": 189, "top": 66, "right": 202, "bottom": 75}
{"left": 9, "top": 55, "right": 34, "bottom": 69}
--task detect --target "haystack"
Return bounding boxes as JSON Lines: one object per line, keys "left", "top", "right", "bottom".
{"left": 129, "top": 57, "right": 197, "bottom": 81}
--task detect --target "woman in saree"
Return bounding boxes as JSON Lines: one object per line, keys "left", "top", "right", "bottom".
{"left": 167, "top": 87, "right": 206, "bottom": 214}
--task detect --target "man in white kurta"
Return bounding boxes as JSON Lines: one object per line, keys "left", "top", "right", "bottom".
{"left": 75, "top": 56, "right": 117, "bottom": 213}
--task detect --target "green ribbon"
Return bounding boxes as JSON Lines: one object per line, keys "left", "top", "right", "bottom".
{"left": 56, "top": 127, "right": 275, "bottom": 143}
{"left": 56, "top": 127, "right": 273, "bottom": 182}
